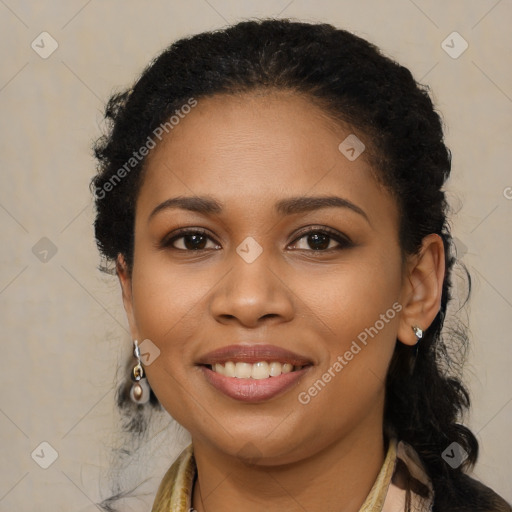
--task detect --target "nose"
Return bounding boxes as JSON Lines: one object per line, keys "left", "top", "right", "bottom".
{"left": 209, "top": 251, "right": 295, "bottom": 328}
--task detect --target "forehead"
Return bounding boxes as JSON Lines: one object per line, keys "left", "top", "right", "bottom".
{"left": 137, "top": 91, "right": 397, "bottom": 227}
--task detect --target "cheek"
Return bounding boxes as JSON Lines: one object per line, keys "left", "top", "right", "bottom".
{"left": 130, "top": 250, "right": 207, "bottom": 342}
{"left": 301, "top": 249, "right": 402, "bottom": 344}
{"left": 300, "top": 250, "right": 402, "bottom": 401}
{"left": 295, "top": 284, "right": 400, "bottom": 442}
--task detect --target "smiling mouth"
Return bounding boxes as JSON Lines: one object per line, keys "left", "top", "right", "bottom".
{"left": 204, "top": 361, "right": 309, "bottom": 379}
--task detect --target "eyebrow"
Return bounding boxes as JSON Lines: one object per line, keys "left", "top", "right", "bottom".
{"left": 148, "top": 195, "right": 370, "bottom": 224}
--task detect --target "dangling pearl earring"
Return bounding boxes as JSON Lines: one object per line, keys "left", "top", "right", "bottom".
{"left": 130, "top": 340, "right": 151, "bottom": 404}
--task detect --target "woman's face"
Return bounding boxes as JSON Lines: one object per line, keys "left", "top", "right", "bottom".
{"left": 120, "top": 91, "right": 414, "bottom": 464}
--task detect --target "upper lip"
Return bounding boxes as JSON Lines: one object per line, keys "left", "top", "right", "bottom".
{"left": 196, "top": 344, "right": 313, "bottom": 366}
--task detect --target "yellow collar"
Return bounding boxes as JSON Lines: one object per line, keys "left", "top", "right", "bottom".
{"left": 151, "top": 438, "right": 433, "bottom": 511}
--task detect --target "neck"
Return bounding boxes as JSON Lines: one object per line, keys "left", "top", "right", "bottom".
{"left": 191, "top": 416, "right": 387, "bottom": 512}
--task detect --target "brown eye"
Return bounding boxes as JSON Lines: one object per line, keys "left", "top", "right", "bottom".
{"left": 290, "top": 228, "right": 353, "bottom": 252}
{"left": 162, "top": 229, "right": 220, "bottom": 251}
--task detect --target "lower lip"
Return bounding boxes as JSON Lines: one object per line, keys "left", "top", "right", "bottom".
{"left": 200, "top": 366, "right": 311, "bottom": 403}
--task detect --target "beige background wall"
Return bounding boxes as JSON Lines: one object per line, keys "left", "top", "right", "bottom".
{"left": 1, "top": 1, "right": 511, "bottom": 510}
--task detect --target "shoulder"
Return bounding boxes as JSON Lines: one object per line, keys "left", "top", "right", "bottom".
{"left": 433, "top": 473, "right": 512, "bottom": 512}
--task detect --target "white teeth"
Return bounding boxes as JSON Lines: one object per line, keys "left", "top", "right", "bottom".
{"left": 269, "top": 362, "right": 282, "bottom": 377}
{"left": 224, "top": 361, "right": 236, "bottom": 377}
{"left": 209, "top": 361, "right": 304, "bottom": 378}
{"left": 214, "top": 363, "right": 225, "bottom": 376}
{"left": 282, "top": 363, "right": 293, "bottom": 373}
{"left": 235, "top": 362, "right": 252, "bottom": 378}
{"left": 251, "top": 361, "right": 269, "bottom": 379}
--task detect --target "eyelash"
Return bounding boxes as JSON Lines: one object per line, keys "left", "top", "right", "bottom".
{"left": 160, "top": 226, "right": 353, "bottom": 253}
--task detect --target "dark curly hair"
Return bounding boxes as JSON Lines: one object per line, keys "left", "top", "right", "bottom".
{"left": 91, "top": 18, "right": 509, "bottom": 512}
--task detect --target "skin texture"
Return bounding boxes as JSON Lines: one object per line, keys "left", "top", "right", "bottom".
{"left": 117, "top": 91, "right": 445, "bottom": 512}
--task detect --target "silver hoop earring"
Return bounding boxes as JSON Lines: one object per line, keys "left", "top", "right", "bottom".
{"left": 130, "top": 340, "right": 151, "bottom": 404}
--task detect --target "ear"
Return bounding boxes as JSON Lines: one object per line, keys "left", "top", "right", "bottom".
{"left": 116, "top": 254, "right": 140, "bottom": 341}
{"left": 397, "top": 233, "right": 445, "bottom": 346}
